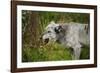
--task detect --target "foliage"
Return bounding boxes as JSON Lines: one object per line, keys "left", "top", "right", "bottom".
{"left": 22, "top": 43, "right": 72, "bottom": 62}
{"left": 22, "top": 10, "right": 90, "bottom": 62}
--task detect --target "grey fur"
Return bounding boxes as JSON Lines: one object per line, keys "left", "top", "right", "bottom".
{"left": 42, "top": 21, "right": 89, "bottom": 60}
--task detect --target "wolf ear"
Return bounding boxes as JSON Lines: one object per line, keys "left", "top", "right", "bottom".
{"left": 54, "top": 25, "right": 63, "bottom": 33}
{"left": 50, "top": 21, "right": 55, "bottom": 24}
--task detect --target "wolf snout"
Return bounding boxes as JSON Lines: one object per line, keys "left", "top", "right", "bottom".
{"left": 44, "top": 38, "right": 49, "bottom": 44}
{"left": 39, "top": 35, "right": 49, "bottom": 44}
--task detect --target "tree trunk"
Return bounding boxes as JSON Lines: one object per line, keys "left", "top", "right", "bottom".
{"left": 23, "top": 11, "right": 39, "bottom": 48}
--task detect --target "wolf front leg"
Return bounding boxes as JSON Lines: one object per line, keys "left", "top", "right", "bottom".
{"left": 72, "top": 47, "right": 82, "bottom": 60}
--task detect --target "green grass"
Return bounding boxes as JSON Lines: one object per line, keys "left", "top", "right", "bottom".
{"left": 22, "top": 43, "right": 72, "bottom": 62}
{"left": 80, "top": 45, "right": 90, "bottom": 59}
{"left": 22, "top": 42, "right": 89, "bottom": 62}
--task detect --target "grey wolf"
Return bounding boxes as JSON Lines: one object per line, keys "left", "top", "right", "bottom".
{"left": 41, "top": 21, "right": 89, "bottom": 59}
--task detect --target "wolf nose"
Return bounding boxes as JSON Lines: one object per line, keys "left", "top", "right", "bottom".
{"left": 44, "top": 38, "right": 49, "bottom": 43}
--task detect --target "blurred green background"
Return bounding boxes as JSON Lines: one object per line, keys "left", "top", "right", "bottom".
{"left": 22, "top": 10, "right": 90, "bottom": 62}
